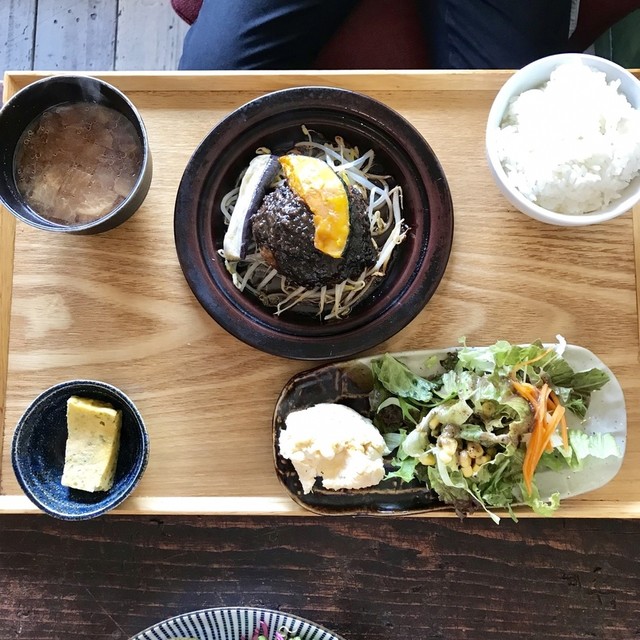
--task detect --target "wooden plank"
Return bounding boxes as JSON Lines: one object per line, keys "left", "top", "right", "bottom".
{"left": 1, "top": 71, "right": 639, "bottom": 520}
{"left": 0, "top": 207, "right": 15, "bottom": 499}
{"left": 2, "top": 68, "right": 526, "bottom": 94}
{"left": 0, "top": 75, "right": 14, "bottom": 498}
{"left": 33, "top": 0, "right": 118, "bottom": 71}
{"left": 115, "top": 0, "right": 189, "bottom": 71}
{"left": 5, "top": 493, "right": 640, "bottom": 517}
{"left": 7, "top": 67, "right": 632, "bottom": 95}
{"left": 2, "top": 515, "right": 640, "bottom": 639}
{"left": 0, "top": 0, "right": 36, "bottom": 71}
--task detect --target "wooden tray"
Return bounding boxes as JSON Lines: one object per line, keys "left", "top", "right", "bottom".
{"left": 1, "top": 70, "right": 639, "bottom": 518}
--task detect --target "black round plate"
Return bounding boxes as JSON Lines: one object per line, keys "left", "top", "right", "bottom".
{"left": 174, "top": 86, "right": 453, "bottom": 360}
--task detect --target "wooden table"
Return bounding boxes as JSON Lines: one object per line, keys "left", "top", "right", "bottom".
{"left": 2, "top": 515, "right": 640, "bottom": 639}
{"left": 1, "top": 71, "right": 640, "bottom": 638}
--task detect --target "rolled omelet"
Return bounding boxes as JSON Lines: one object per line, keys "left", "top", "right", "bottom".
{"left": 61, "top": 395, "right": 122, "bottom": 492}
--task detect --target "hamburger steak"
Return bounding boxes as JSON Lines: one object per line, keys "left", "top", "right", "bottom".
{"left": 251, "top": 183, "right": 377, "bottom": 288}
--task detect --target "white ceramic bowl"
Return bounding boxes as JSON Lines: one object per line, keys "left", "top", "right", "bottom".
{"left": 486, "top": 53, "right": 640, "bottom": 226}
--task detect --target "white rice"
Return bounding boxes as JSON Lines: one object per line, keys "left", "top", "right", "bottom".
{"left": 496, "top": 60, "right": 640, "bottom": 215}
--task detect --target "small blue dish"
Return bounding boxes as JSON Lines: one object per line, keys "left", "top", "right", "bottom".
{"left": 11, "top": 379, "right": 149, "bottom": 520}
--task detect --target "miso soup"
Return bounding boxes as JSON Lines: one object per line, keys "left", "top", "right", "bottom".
{"left": 14, "top": 102, "right": 143, "bottom": 226}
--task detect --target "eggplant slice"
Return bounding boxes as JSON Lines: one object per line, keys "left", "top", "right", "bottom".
{"left": 222, "top": 154, "right": 281, "bottom": 261}
{"left": 272, "top": 346, "right": 627, "bottom": 516}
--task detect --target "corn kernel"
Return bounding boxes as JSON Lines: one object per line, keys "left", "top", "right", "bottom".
{"left": 458, "top": 450, "right": 471, "bottom": 468}
{"left": 462, "top": 466, "right": 474, "bottom": 478}
{"left": 438, "top": 436, "right": 458, "bottom": 456}
{"left": 466, "top": 442, "right": 483, "bottom": 459}
{"left": 419, "top": 452, "right": 436, "bottom": 466}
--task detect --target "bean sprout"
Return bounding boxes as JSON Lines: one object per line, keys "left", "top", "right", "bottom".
{"left": 219, "top": 128, "right": 407, "bottom": 320}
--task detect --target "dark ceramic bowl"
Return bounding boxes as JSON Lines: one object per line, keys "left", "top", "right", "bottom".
{"left": 0, "top": 74, "right": 152, "bottom": 234}
{"left": 174, "top": 86, "right": 454, "bottom": 360}
{"left": 11, "top": 380, "right": 149, "bottom": 520}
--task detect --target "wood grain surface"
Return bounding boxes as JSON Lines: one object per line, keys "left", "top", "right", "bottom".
{"left": 115, "top": 0, "right": 188, "bottom": 71}
{"left": 0, "top": 0, "right": 188, "bottom": 73}
{"left": 0, "top": 0, "right": 37, "bottom": 71}
{"left": 1, "top": 71, "right": 639, "bottom": 518}
{"left": 1, "top": 514, "right": 640, "bottom": 640}
{"left": 33, "top": 0, "right": 118, "bottom": 71}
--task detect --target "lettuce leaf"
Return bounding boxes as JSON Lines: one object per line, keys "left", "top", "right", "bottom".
{"left": 458, "top": 425, "right": 485, "bottom": 441}
{"left": 540, "top": 429, "right": 620, "bottom": 472}
{"left": 426, "top": 465, "right": 478, "bottom": 517}
{"left": 520, "top": 482, "right": 561, "bottom": 516}
{"left": 469, "top": 444, "right": 523, "bottom": 514}
{"left": 371, "top": 354, "right": 436, "bottom": 402}
{"left": 376, "top": 396, "right": 418, "bottom": 425}
{"left": 386, "top": 457, "right": 421, "bottom": 483}
{"left": 424, "top": 399, "right": 473, "bottom": 427}
{"left": 569, "top": 430, "right": 620, "bottom": 462}
{"left": 401, "top": 428, "right": 429, "bottom": 457}
{"left": 384, "top": 430, "right": 426, "bottom": 483}
{"left": 430, "top": 455, "right": 501, "bottom": 523}
{"left": 382, "top": 431, "right": 405, "bottom": 453}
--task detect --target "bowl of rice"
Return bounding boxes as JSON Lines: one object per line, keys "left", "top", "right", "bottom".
{"left": 486, "top": 53, "right": 640, "bottom": 226}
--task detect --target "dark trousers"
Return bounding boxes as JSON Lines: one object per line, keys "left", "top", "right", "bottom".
{"left": 179, "top": 0, "right": 573, "bottom": 70}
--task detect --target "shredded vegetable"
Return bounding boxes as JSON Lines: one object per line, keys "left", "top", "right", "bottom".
{"left": 369, "top": 337, "right": 618, "bottom": 522}
{"left": 219, "top": 126, "right": 407, "bottom": 320}
{"left": 252, "top": 621, "right": 302, "bottom": 640}
{"left": 509, "top": 349, "right": 571, "bottom": 493}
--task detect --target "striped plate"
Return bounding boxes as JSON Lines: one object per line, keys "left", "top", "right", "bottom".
{"left": 130, "top": 607, "right": 347, "bottom": 640}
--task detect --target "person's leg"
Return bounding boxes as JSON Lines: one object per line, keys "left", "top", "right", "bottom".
{"left": 179, "top": 0, "right": 359, "bottom": 70}
{"left": 420, "top": 0, "right": 573, "bottom": 69}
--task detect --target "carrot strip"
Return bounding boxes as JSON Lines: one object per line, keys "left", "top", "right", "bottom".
{"left": 509, "top": 350, "right": 569, "bottom": 495}
{"left": 522, "top": 401, "right": 566, "bottom": 493}
{"left": 509, "top": 347, "right": 553, "bottom": 381}
{"left": 521, "top": 384, "right": 546, "bottom": 494}
{"left": 538, "top": 384, "right": 551, "bottom": 421}
{"left": 511, "top": 379, "right": 538, "bottom": 404}
{"left": 538, "top": 385, "right": 553, "bottom": 453}
{"left": 526, "top": 384, "right": 550, "bottom": 488}
{"left": 543, "top": 405, "right": 565, "bottom": 449}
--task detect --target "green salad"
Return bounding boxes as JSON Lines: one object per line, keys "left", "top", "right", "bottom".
{"left": 370, "top": 338, "right": 621, "bottom": 522}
